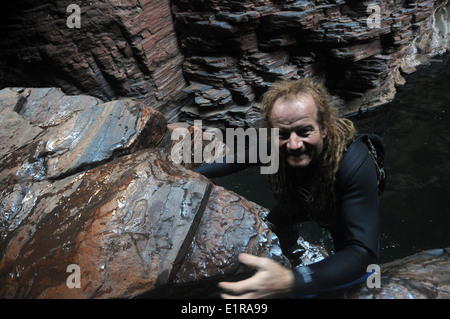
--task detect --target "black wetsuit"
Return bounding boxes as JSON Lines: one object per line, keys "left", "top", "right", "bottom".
{"left": 194, "top": 135, "right": 380, "bottom": 297}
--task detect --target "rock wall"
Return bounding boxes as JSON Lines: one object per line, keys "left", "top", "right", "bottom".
{"left": 1, "top": 1, "right": 449, "bottom": 126}
{"left": 0, "top": 0, "right": 188, "bottom": 122}
{"left": 173, "top": 0, "right": 450, "bottom": 127}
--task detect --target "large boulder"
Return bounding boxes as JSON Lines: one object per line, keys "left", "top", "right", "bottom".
{"left": 0, "top": 87, "right": 289, "bottom": 298}
{"left": 0, "top": 87, "right": 167, "bottom": 183}
{"left": 0, "top": 149, "right": 287, "bottom": 298}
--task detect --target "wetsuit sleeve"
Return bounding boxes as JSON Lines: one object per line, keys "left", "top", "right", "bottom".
{"left": 291, "top": 150, "right": 380, "bottom": 297}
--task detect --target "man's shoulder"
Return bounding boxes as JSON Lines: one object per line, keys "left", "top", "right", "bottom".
{"left": 336, "top": 135, "right": 371, "bottom": 185}
{"left": 337, "top": 134, "right": 386, "bottom": 195}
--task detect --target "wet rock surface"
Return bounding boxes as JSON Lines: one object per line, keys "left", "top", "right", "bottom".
{"left": 346, "top": 248, "right": 450, "bottom": 299}
{"left": 0, "top": 0, "right": 188, "bottom": 119}
{"left": 0, "top": 149, "right": 289, "bottom": 298}
{"left": 0, "top": 87, "right": 289, "bottom": 298}
{"left": 0, "top": 87, "right": 167, "bottom": 183}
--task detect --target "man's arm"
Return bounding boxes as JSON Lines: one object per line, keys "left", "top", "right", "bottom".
{"left": 291, "top": 150, "right": 380, "bottom": 296}
{"left": 218, "top": 149, "right": 379, "bottom": 298}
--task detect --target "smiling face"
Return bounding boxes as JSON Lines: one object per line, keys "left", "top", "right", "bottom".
{"left": 270, "top": 94, "right": 327, "bottom": 169}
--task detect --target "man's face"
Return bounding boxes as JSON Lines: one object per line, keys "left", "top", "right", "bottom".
{"left": 270, "top": 94, "right": 327, "bottom": 169}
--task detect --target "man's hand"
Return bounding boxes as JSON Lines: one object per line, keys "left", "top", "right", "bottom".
{"left": 218, "top": 253, "right": 294, "bottom": 299}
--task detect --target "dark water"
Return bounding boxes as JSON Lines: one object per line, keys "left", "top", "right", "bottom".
{"left": 217, "top": 55, "right": 450, "bottom": 263}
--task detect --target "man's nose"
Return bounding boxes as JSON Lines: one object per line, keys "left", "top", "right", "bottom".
{"left": 287, "top": 132, "right": 303, "bottom": 150}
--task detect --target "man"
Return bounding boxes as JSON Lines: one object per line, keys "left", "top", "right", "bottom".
{"left": 195, "top": 78, "right": 381, "bottom": 298}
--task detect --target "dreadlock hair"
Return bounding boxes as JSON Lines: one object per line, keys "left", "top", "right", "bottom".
{"left": 261, "top": 78, "right": 356, "bottom": 223}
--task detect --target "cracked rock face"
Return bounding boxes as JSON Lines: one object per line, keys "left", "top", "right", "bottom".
{"left": 0, "top": 87, "right": 167, "bottom": 182}
{"left": 0, "top": 149, "right": 288, "bottom": 298}
{"left": 0, "top": 87, "right": 289, "bottom": 298}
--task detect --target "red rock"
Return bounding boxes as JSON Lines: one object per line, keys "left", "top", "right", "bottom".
{"left": 346, "top": 249, "right": 450, "bottom": 299}
{"left": 0, "top": 150, "right": 287, "bottom": 298}
{"left": 0, "top": 0, "right": 187, "bottom": 112}
{"left": 330, "top": 40, "right": 382, "bottom": 62}
{"left": 173, "top": 0, "right": 448, "bottom": 123}
{"left": 173, "top": 185, "right": 287, "bottom": 285}
{"left": 41, "top": 99, "right": 166, "bottom": 179}
{"left": 0, "top": 87, "right": 167, "bottom": 182}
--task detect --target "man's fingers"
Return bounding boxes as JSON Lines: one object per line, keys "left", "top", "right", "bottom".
{"left": 221, "top": 291, "right": 258, "bottom": 299}
{"left": 218, "top": 254, "right": 276, "bottom": 293}
{"left": 218, "top": 276, "right": 260, "bottom": 295}
{"left": 218, "top": 254, "right": 291, "bottom": 299}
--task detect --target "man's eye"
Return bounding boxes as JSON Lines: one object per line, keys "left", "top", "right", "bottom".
{"left": 296, "top": 130, "right": 312, "bottom": 137}
{"left": 279, "top": 133, "right": 289, "bottom": 140}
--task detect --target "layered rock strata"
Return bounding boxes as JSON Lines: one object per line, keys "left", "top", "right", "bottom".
{"left": 172, "top": 0, "right": 450, "bottom": 125}
{"left": 0, "top": 0, "right": 188, "bottom": 121}
{"left": 2, "top": 1, "right": 449, "bottom": 126}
